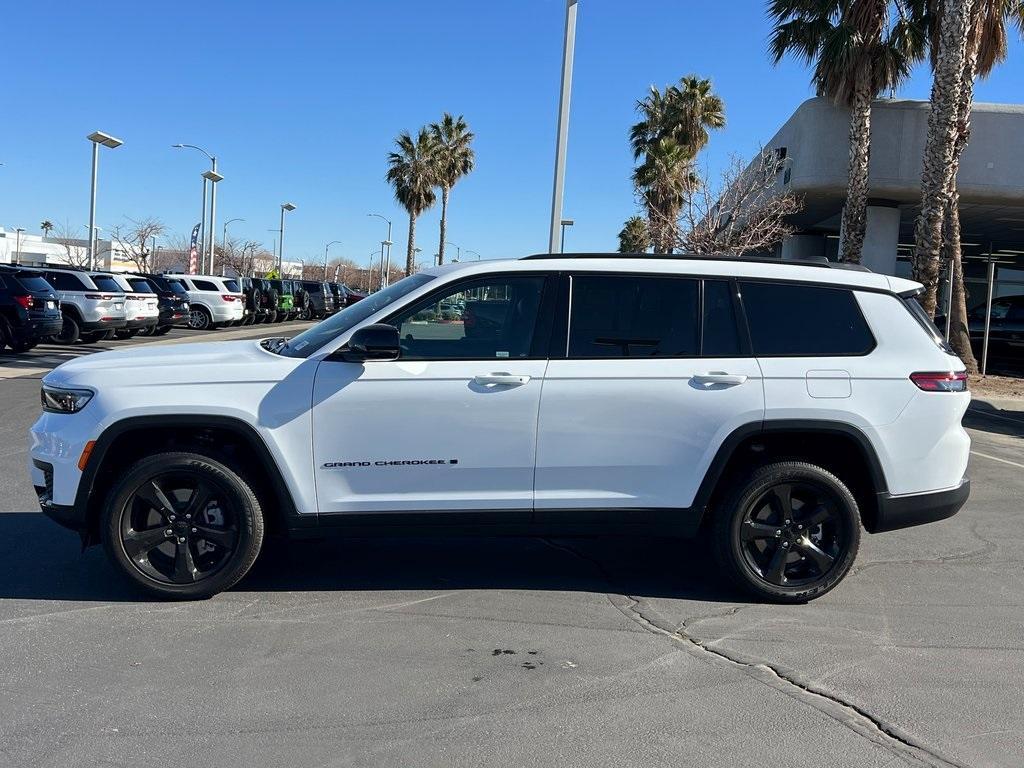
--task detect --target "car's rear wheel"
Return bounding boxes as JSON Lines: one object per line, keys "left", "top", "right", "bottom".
{"left": 188, "top": 307, "right": 212, "bottom": 330}
{"left": 713, "top": 461, "right": 860, "bottom": 603}
{"left": 152, "top": 325, "right": 172, "bottom": 336}
{"left": 53, "top": 316, "right": 81, "bottom": 345}
{"left": 101, "top": 452, "right": 264, "bottom": 599}
{"left": 115, "top": 329, "right": 138, "bottom": 340}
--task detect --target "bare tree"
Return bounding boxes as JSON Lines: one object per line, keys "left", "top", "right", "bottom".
{"left": 673, "top": 151, "right": 802, "bottom": 256}
{"left": 218, "top": 239, "right": 274, "bottom": 277}
{"left": 50, "top": 221, "right": 92, "bottom": 268}
{"left": 112, "top": 217, "right": 167, "bottom": 272}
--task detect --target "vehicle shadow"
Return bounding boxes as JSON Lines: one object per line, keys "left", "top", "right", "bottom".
{"left": 964, "top": 401, "right": 1024, "bottom": 439}
{"left": 0, "top": 511, "right": 743, "bottom": 604}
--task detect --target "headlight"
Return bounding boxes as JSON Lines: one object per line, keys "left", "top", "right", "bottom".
{"left": 41, "top": 385, "right": 94, "bottom": 414}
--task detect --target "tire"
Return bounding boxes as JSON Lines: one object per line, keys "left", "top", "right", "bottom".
{"left": 79, "top": 331, "right": 105, "bottom": 344}
{"left": 188, "top": 306, "right": 213, "bottom": 330}
{"left": 712, "top": 461, "right": 860, "bottom": 603}
{"left": 101, "top": 451, "right": 265, "bottom": 599}
{"left": 54, "top": 315, "right": 81, "bottom": 345}
{"left": 115, "top": 329, "right": 139, "bottom": 340}
{"left": 11, "top": 340, "right": 37, "bottom": 353}
{"left": 137, "top": 326, "right": 155, "bottom": 337}
{"left": 152, "top": 325, "right": 172, "bottom": 336}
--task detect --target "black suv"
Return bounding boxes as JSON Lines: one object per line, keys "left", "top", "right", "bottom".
{"left": 326, "top": 282, "right": 347, "bottom": 314}
{"left": 240, "top": 278, "right": 270, "bottom": 325}
{"left": 298, "top": 280, "right": 330, "bottom": 320}
{"left": 967, "top": 295, "right": 1024, "bottom": 370}
{"left": 129, "top": 274, "right": 190, "bottom": 336}
{"left": 0, "top": 266, "right": 63, "bottom": 353}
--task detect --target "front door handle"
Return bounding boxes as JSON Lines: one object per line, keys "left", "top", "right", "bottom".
{"left": 473, "top": 373, "right": 531, "bottom": 386}
{"left": 692, "top": 372, "right": 748, "bottom": 386}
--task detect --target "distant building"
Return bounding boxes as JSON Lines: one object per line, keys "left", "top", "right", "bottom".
{"left": 0, "top": 228, "right": 130, "bottom": 270}
{"left": 762, "top": 97, "right": 1024, "bottom": 307}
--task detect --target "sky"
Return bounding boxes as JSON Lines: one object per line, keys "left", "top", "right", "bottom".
{"left": 3, "top": 0, "right": 1023, "bottom": 270}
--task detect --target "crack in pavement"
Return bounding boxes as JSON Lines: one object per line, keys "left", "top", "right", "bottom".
{"left": 849, "top": 521, "right": 1000, "bottom": 579}
{"left": 540, "top": 538, "right": 967, "bottom": 768}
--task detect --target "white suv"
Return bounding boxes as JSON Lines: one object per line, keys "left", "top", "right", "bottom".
{"left": 29, "top": 255, "right": 970, "bottom": 600}
{"left": 175, "top": 274, "right": 244, "bottom": 330}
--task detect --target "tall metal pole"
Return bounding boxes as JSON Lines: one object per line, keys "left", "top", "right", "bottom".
{"left": 88, "top": 142, "right": 99, "bottom": 270}
{"left": 981, "top": 255, "right": 995, "bottom": 376}
{"left": 384, "top": 220, "right": 392, "bottom": 288}
{"left": 208, "top": 157, "right": 218, "bottom": 268}
{"left": 199, "top": 177, "right": 209, "bottom": 272}
{"left": 944, "top": 259, "right": 954, "bottom": 340}
{"left": 279, "top": 206, "right": 286, "bottom": 273}
{"left": 548, "top": 0, "right": 578, "bottom": 254}
{"left": 15, "top": 228, "right": 23, "bottom": 266}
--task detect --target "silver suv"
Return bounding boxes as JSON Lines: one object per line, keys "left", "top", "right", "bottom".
{"left": 39, "top": 267, "right": 128, "bottom": 344}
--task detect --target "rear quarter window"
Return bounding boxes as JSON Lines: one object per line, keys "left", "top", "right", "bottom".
{"left": 91, "top": 275, "right": 123, "bottom": 293}
{"left": 193, "top": 279, "right": 219, "bottom": 291}
{"left": 14, "top": 274, "right": 54, "bottom": 293}
{"left": 222, "top": 279, "right": 240, "bottom": 292}
{"left": 739, "top": 281, "right": 875, "bottom": 356}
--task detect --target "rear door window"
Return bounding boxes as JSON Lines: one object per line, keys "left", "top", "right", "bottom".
{"left": 702, "top": 280, "right": 742, "bottom": 356}
{"left": 568, "top": 274, "right": 699, "bottom": 358}
{"left": 47, "top": 272, "right": 88, "bottom": 291}
{"left": 739, "top": 281, "right": 875, "bottom": 356}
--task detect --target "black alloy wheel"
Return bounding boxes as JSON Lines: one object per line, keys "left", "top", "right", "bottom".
{"left": 714, "top": 462, "right": 860, "bottom": 603}
{"left": 103, "top": 452, "right": 264, "bottom": 599}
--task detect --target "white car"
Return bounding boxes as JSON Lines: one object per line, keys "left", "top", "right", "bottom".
{"left": 174, "top": 274, "right": 244, "bottom": 330}
{"left": 102, "top": 273, "right": 159, "bottom": 337}
{"left": 29, "top": 254, "right": 970, "bottom": 600}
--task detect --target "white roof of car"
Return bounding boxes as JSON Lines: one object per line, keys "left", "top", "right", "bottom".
{"left": 417, "top": 255, "right": 921, "bottom": 295}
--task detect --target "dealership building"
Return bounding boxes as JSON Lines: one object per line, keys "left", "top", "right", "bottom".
{"left": 762, "top": 97, "right": 1024, "bottom": 310}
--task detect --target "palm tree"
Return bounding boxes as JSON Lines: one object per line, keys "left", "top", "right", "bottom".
{"left": 912, "top": 0, "right": 975, "bottom": 316}
{"left": 386, "top": 128, "right": 438, "bottom": 274}
{"left": 630, "top": 76, "right": 724, "bottom": 253}
{"left": 768, "top": 0, "right": 922, "bottom": 264}
{"left": 430, "top": 113, "right": 475, "bottom": 266}
{"left": 618, "top": 216, "right": 650, "bottom": 253}
{"left": 632, "top": 137, "right": 695, "bottom": 253}
{"left": 921, "top": 0, "right": 1023, "bottom": 371}
{"left": 40, "top": 220, "right": 54, "bottom": 238}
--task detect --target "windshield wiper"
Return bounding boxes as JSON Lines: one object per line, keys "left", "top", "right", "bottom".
{"left": 260, "top": 337, "right": 289, "bottom": 354}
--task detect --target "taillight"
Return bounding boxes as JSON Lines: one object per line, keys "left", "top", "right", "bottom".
{"left": 222, "top": 295, "right": 237, "bottom": 302}
{"left": 910, "top": 371, "right": 968, "bottom": 392}
{"left": 13, "top": 295, "right": 33, "bottom": 309}
{"left": 84, "top": 294, "right": 114, "bottom": 300}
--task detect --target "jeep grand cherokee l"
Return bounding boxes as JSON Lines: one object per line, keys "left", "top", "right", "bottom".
{"left": 30, "top": 254, "right": 970, "bottom": 601}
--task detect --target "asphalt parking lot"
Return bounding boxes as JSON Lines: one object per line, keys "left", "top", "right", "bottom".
{"left": 0, "top": 330, "right": 1021, "bottom": 768}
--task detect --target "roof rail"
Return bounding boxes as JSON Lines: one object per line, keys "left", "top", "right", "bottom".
{"left": 519, "top": 252, "right": 872, "bottom": 272}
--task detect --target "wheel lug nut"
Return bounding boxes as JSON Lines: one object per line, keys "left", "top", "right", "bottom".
{"left": 177, "top": 537, "right": 185, "bottom": 543}
{"left": 191, "top": 527, "right": 197, "bottom": 533}
{"left": 775, "top": 529, "right": 782, "bottom": 536}
{"left": 169, "top": 515, "right": 176, "bottom": 521}
{"left": 165, "top": 529, "right": 173, "bottom": 536}
{"left": 186, "top": 514, "right": 191, "bottom": 520}
{"left": 784, "top": 519, "right": 791, "bottom": 525}
{"left": 782, "top": 541, "right": 790, "bottom": 548}
{"left": 797, "top": 524, "right": 803, "bottom": 530}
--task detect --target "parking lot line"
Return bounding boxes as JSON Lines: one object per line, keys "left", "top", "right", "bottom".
{"left": 970, "top": 450, "right": 1024, "bottom": 469}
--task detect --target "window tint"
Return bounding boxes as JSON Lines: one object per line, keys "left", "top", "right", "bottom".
{"left": 193, "top": 279, "right": 219, "bottom": 291}
{"left": 569, "top": 275, "right": 698, "bottom": 358}
{"left": 0, "top": 276, "right": 6, "bottom": 289}
{"left": 14, "top": 273, "right": 53, "bottom": 293}
{"left": 702, "top": 280, "right": 742, "bottom": 356}
{"left": 91, "top": 275, "right": 122, "bottom": 293}
{"left": 128, "top": 278, "right": 157, "bottom": 293}
{"left": 47, "top": 271, "right": 88, "bottom": 291}
{"left": 163, "top": 278, "right": 187, "bottom": 295}
{"left": 739, "top": 281, "right": 874, "bottom": 356}
{"left": 1007, "top": 299, "right": 1024, "bottom": 323}
{"left": 222, "top": 279, "right": 240, "bottom": 292}
{"left": 391, "top": 276, "right": 547, "bottom": 360}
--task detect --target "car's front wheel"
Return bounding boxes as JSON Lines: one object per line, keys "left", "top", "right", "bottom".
{"left": 188, "top": 307, "right": 212, "bottom": 330}
{"left": 712, "top": 461, "right": 860, "bottom": 603}
{"left": 101, "top": 452, "right": 265, "bottom": 599}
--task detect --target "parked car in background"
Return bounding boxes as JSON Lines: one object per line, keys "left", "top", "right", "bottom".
{"left": 39, "top": 266, "right": 127, "bottom": 344}
{"left": 267, "top": 279, "right": 294, "bottom": 322}
{"left": 298, "top": 280, "right": 330, "bottom": 320}
{"left": 102, "top": 273, "right": 159, "bottom": 339}
{"left": 175, "top": 274, "right": 245, "bottom": 330}
{"left": 240, "top": 278, "right": 268, "bottom": 325}
{"left": 345, "top": 287, "right": 367, "bottom": 305}
{"left": 967, "top": 295, "right": 1024, "bottom": 369}
{"left": 326, "top": 283, "right": 347, "bottom": 314}
{"left": 0, "top": 265, "right": 62, "bottom": 353}
{"left": 129, "top": 274, "right": 190, "bottom": 336}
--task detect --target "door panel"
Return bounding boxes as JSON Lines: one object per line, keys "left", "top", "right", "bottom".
{"left": 534, "top": 358, "right": 764, "bottom": 509}
{"left": 312, "top": 360, "right": 548, "bottom": 512}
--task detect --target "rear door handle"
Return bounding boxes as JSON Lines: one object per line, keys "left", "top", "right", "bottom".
{"left": 692, "top": 372, "right": 748, "bottom": 386}
{"left": 473, "top": 373, "right": 531, "bottom": 386}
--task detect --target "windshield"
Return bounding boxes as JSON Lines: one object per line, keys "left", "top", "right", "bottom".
{"left": 91, "top": 275, "right": 123, "bottom": 293}
{"left": 223, "top": 279, "right": 241, "bottom": 292}
{"left": 272, "top": 273, "right": 436, "bottom": 359}
{"left": 163, "top": 279, "right": 187, "bottom": 296}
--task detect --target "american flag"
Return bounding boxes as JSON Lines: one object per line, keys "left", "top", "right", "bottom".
{"left": 188, "top": 223, "right": 201, "bottom": 273}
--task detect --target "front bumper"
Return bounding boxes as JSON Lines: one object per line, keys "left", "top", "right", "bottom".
{"left": 871, "top": 478, "right": 970, "bottom": 533}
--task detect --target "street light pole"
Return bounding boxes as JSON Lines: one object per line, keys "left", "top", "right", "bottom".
{"left": 220, "top": 217, "right": 244, "bottom": 274}
{"left": 445, "top": 241, "right": 461, "bottom": 262}
{"left": 201, "top": 169, "right": 224, "bottom": 273}
{"left": 325, "top": 240, "right": 342, "bottom": 280}
{"left": 278, "top": 203, "right": 297, "bottom": 273}
{"left": 560, "top": 218, "right": 574, "bottom": 252}
{"left": 173, "top": 144, "right": 217, "bottom": 270}
{"left": 548, "top": 0, "right": 579, "bottom": 254}
{"left": 87, "top": 131, "right": 123, "bottom": 270}
{"left": 14, "top": 228, "right": 24, "bottom": 265}
{"left": 368, "top": 213, "right": 392, "bottom": 288}
{"left": 465, "top": 249, "right": 481, "bottom": 261}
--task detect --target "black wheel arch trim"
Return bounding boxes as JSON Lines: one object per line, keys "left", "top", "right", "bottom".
{"left": 71, "top": 415, "right": 302, "bottom": 544}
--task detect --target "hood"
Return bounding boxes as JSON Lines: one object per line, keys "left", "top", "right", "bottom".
{"left": 43, "top": 339, "right": 299, "bottom": 389}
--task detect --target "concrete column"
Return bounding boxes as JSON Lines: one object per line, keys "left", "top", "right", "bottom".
{"left": 858, "top": 205, "right": 901, "bottom": 275}
{"left": 781, "top": 234, "right": 826, "bottom": 261}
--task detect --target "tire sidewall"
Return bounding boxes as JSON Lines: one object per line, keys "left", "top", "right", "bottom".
{"left": 101, "top": 452, "right": 264, "bottom": 599}
{"left": 715, "top": 462, "right": 861, "bottom": 603}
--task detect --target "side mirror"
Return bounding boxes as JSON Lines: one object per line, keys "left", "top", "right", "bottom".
{"left": 334, "top": 323, "right": 400, "bottom": 362}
